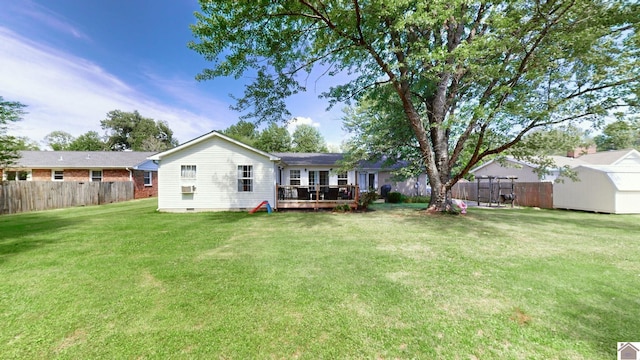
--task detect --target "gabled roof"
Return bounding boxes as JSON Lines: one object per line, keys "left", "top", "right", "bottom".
{"left": 8, "top": 151, "right": 157, "bottom": 169}
{"left": 578, "top": 149, "right": 640, "bottom": 165}
{"left": 273, "top": 152, "right": 344, "bottom": 166}
{"left": 471, "top": 149, "right": 640, "bottom": 174}
{"left": 148, "top": 131, "right": 280, "bottom": 162}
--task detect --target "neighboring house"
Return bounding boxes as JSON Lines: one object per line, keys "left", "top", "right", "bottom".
{"left": 471, "top": 148, "right": 640, "bottom": 182}
{"left": 149, "top": 131, "right": 426, "bottom": 212}
{"left": 469, "top": 147, "right": 640, "bottom": 213}
{"left": 0, "top": 151, "right": 158, "bottom": 199}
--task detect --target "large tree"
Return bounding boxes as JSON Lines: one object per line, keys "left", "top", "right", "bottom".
{"left": 101, "top": 110, "right": 178, "bottom": 151}
{"left": 221, "top": 120, "right": 259, "bottom": 146}
{"left": 291, "top": 124, "right": 328, "bottom": 152}
{"left": 594, "top": 120, "right": 640, "bottom": 151}
{"left": 190, "top": 0, "right": 640, "bottom": 210}
{"left": 0, "top": 96, "right": 27, "bottom": 167}
{"left": 44, "top": 130, "right": 75, "bottom": 151}
{"left": 255, "top": 123, "right": 292, "bottom": 152}
{"left": 68, "top": 131, "right": 107, "bottom": 151}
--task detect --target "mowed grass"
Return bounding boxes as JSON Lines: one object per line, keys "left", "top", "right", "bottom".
{"left": 1, "top": 199, "right": 639, "bottom": 359}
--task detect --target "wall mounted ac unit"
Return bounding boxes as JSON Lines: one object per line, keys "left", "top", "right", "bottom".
{"left": 181, "top": 185, "right": 196, "bottom": 193}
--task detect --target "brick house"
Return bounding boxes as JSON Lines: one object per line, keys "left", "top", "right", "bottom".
{"left": 1, "top": 151, "right": 158, "bottom": 199}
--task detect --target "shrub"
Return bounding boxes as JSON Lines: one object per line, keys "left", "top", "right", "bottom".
{"left": 358, "top": 190, "right": 378, "bottom": 210}
{"left": 404, "top": 196, "right": 431, "bottom": 204}
{"left": 333, "top": 204, "right": 351, "bottom": 212}
{"left": 387, "top": 192, "right": 403, "bottom": 203}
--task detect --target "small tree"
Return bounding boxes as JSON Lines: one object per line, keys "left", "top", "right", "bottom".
{"left": 0, "top": 96, "right": 27, "bottom": 167}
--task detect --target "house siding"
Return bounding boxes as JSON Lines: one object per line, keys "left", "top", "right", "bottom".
{"left": 157, "top": 136, "right": 276, "bottom": 211}
{"left": 378, "top": 172, "right": 429, "bottom": 196}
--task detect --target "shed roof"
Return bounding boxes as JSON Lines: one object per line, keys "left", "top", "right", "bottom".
{"left": 9, "top": 151, "right": 157, "bottom": 169}
{"left": 579, "top": 165, "right": 640, "bottom": 191}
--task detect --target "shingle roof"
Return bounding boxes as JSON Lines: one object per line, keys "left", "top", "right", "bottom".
{"left": 11, "top": 151, "right": 157, "bottom": 169}
{"left": 577, "top": 149, "right": 639, "bottom": 165}
{"left": 273, "top": 152, "right": 344, "bottom": 166}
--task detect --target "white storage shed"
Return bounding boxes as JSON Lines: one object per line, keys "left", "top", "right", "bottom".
{"left": 553, "top": 165, "right": 640, "bottom": 214}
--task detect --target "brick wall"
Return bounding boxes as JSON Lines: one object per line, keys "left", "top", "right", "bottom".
{"left": 2, "top": 168, "right": 157, "bottom": 199}
{"left": 132, "top": 170, "right": 158, "bottom": 199}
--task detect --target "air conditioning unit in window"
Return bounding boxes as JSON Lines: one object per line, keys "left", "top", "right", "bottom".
{"left": 181, "top": 185, "right": 196, "bottom": 193}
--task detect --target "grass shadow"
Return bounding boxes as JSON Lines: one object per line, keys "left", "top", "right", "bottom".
{"left": 0, "top": 212, "right": 81, "bottom": 262}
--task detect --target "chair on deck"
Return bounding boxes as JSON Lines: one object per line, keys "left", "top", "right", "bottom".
{"left": 326, "top": 187, "right": 339, "bottom": 200}
{"left": 297, "top": 187, "right": 309, "bottom": 200}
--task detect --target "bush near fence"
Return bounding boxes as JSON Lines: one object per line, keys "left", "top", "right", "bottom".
{"left": 451, "top": 181, "right": 553, "bottom": 209}
{"left": 0, "top": 181, "right": 134, "bottom": 214}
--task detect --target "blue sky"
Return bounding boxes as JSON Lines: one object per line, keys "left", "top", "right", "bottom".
{"left": 0, "top": 0, "right": 349, "bottom": 149}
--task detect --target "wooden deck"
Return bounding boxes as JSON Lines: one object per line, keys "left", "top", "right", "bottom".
{"left": 276, "top": 185, "right": 359, "bottom": 210}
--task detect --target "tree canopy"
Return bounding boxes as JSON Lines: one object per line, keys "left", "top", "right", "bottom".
{"left": 0, "top": 96, "right": 27, "bottom": 167}
{"left": 44, "top": 131, "right": 75, "bottom": 151}
{"left": 190, "top": 0, "right": 639, "bottom": 210}
{"left": 100, "top": 110, "right": 178, "bottom": 151}
{"left": 291, "top": 124, "right": 328, "bottom": 153}
{"left": 594, "top": 120, "right": 640, "bottom": 151}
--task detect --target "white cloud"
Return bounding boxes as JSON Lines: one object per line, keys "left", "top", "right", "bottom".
{"left": 286, "top": 116, "right": 321, "bottom": 135}
{"left": 0, "top": 27, "right": 227, "bottom": 145}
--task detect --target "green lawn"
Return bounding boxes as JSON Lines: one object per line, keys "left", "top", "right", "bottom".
{"left": 1, "top": 199, "right": 638, "bottom": 359}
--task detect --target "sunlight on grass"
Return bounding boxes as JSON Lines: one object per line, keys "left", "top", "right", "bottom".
{"left": 1, "top": 199, "right": 638, "bottom": 359}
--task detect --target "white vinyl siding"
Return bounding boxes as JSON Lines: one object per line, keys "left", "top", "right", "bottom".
{"left": 156, "top": 136, "right": 277, "bottom": 211}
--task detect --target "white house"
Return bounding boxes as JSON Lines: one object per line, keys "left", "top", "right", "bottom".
{"left": 149, "top": 131, "right": 281, "bottom": 212}
{"left": 150, "top": 131, "right": 431, "bottom": 212}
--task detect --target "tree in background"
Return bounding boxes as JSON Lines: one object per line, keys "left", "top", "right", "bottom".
{"left": 255, "top": 123, "right": 292, "bottom": 152}
{"left": 14, "top": 137, "right": 41, "bottom": 150}
{"left": 291, "top": 124, "right": 328, "bottom": 153}
{"left": 0, "top": 96, "right": 27, "bottom": 167}
{"left": 221, "top": 120, "right": 258, "bottom": 146}
{"left": 68, "top": 131, "right": 107, "bottom": 151}
{"left": 100, "top": 110, "right": 178, "bottom": 151}
{"left": 594, "top": 120, "right": 640, "bottom": 151}
{"left": 190, "top": 0, "right": 639, "bottom": 211}
{"left": 43, "top": 130, "right": 75, "bottom": 151}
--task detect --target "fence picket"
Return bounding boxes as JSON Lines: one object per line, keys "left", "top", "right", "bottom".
{"left": 0, "top": 181, "right": 134, "bottom": 214}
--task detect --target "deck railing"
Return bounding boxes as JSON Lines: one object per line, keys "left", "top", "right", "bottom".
{"left": 276, "top": 185, "right": 359, "bottom": 209}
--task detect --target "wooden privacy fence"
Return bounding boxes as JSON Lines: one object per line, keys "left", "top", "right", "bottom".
{"left": 451, "top": 181, "right": 553, "bottom": 209}
{"left": 0, "top": 181, "right": 134, "bottom": 214}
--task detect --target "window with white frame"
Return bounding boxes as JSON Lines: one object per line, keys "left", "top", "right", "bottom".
{"left": 143, "top": 171, "right": 153, "bottom": 186}
{"left": 337, "top": 171, "right": 348, "bottom": 185}
{"left": 52, "top": 170, "right": 64, "bottom": 181}
{"left": 181, "top": 165, "right": 196, "bottom": 179}
{"left": 5, "top": 170, "right": 30, "bottom": 181}
{"left": 91, "top": 170, "right": 103, "bottom": 182}
{"left": 289, "top": 169, "right": 301, "bottom": 186}
{"left": 237, "top": 165, "right": 253, "bottom": 192}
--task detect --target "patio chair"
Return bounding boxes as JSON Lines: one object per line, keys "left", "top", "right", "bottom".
{"left": 297, "top": 187, "right": 309, "bottom": 200}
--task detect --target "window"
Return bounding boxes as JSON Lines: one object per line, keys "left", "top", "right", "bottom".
{"left": 289, "top": 169, "right": 300, "bottom": 186}
{"left": 143, "top": 171, "right": 153, "bottom": 186}
{"left": 337, "top": 172, "right": 348, "bottom": 185}
{"left": 52, "top": 170, "right": 64, "bottom": 181}
{"left": 181, "top": 165, "right": 196, "bottom": 179}
{"left": 237, "top": 165, "right": 253, "bottom": 192}
{"left": 91, "top": 170, "right": 102, "bottom": 182}
{"left": 5, "top": 171, "right": 29, "bottom": 181}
